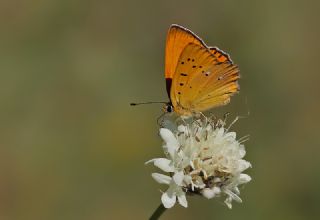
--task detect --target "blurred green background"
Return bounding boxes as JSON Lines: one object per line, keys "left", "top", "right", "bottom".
{"left": 1, "top": 0, "right": 320, "bottom": 219}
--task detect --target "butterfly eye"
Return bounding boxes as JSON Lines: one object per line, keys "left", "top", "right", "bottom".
{"left": 166, "top": 105, "right": 173, "bottom": 113}
{"left": 163, "top": 103, "right": 173, "bottom": 113}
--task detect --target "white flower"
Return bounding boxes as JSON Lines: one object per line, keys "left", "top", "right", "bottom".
{"left": 151, "top": 172, "right": 188, "bottom": 208}
{"left": 147, "top": 116, "right": 252, "bottom": 209}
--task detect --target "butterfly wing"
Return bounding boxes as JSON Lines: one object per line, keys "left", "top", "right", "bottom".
{"left": 170, "top": 43, "right": 240, "bottom": 115}
{"left": 209, "top": 46, "right": 233, "bottom": 63}
{"left": 165, "top": 25, "right": 207, "bottom": 97}
{"left": 165, "top": 24, "right": 206, "bottom": 79}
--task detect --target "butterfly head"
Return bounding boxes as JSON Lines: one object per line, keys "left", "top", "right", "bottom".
{"left": 163, "top": 102, "right": 174, "bottom": 113}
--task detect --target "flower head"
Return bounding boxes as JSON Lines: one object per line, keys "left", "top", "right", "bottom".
{"left": 147, "top": 116, "right": 251, "bottom": 209}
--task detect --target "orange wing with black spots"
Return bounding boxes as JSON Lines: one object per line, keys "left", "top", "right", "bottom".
{"left": 165, "top": 24, "right": 206, "bottom": 79}
{"left": 164, "top": 25, "right": 240, "bottom": 116}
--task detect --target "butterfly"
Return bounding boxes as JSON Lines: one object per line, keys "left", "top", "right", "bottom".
{"left": 163, "top": 24, "right": 240, "bottom": 116}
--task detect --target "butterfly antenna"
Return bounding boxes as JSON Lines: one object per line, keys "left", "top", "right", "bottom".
{"left": 130, "top": 101, "right": 167, "bottom": 106}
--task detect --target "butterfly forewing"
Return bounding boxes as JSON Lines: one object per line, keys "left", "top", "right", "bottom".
{"left": 165, "top": 25, "right": 206, "bottom": 80}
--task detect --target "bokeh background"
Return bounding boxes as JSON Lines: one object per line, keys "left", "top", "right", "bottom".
{"left": 1, "top": 0, "right": 320, "bottom": 219}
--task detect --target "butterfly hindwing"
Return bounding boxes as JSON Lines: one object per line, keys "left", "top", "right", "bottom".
{"left": 209, "top": 47, "right": 233, "bottom": 63}
{"left": 170, "top": 43, "right": 240, "bottom": 115}
{"left": 170, "top": 43, "right": 217, "bottom": 114}
{"left": 192, "top": 63, "right": 239, "bottom": 111}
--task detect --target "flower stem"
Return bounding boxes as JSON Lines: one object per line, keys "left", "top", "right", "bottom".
{"left": 149, "top": 204, "right": 166, "bottom": 220}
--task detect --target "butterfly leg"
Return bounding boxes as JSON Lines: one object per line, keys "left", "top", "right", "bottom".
{"left": 157, "top": 112, "right": 166, "bottom": 127}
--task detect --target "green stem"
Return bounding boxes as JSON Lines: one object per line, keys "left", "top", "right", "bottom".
{"left": 149, "top": 204, "right": 167, "bottom": 220}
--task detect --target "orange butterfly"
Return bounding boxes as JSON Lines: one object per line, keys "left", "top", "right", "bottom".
{"left": 164, "top": 24, "right": 240, "bottom": 116}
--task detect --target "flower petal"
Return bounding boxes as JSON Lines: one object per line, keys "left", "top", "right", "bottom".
{"left": 177, "top": 125, "right": 187, "bottom": 133}
{"left": 177, "top": 193, "right": 188, "bottom": 208}
{"left": 173, "top": 171, "right": 184, "bottom": 186}
{"left": 183, "top": 175, "right": 192, "bottom": 185}
{"left": 238, "top": 174, "right": 252, "bottom": 184}
{"left": 202, "top": 187, "right": 221, "bottom": 199}
{"left": 238, "top": 160, "right": 252, "bottom": 172}
{"left": 238, "top": 145, "right": 246, "bottom": 157}
{"left": 224, "top": 196, "right": 233, "bottom": 209}
{"left": 217, "top": 128, "right": 225, "bottom": 138}
{"left": 160, "top": 128, "right": 179, "bottom": 157}
{"left": 151, "top": 173, "right": 171, "bottom": 185}
{"left": 233, "top": 187, "right": 240, "bottom": 195}
{"left": 212, "top": 186, "right": 221, "bottom": 194}
{"left": 202, "top": 188, "right": 216, "bottom": 199}
{"left": 146, "top": 158, "right": 174, "bottom": 172}
{"left": 161, "top": 192, "right": 176, "bottom": 208}
{"left": 225, "top": 131, "right": 236, "bottom": 140}
{"left": 224, "top": 189, "right": 242, "bottom": 203}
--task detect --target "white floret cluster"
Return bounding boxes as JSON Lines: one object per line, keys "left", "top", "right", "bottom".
{"left": 147, "top": 117, "right": 251, "bottom": 209}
